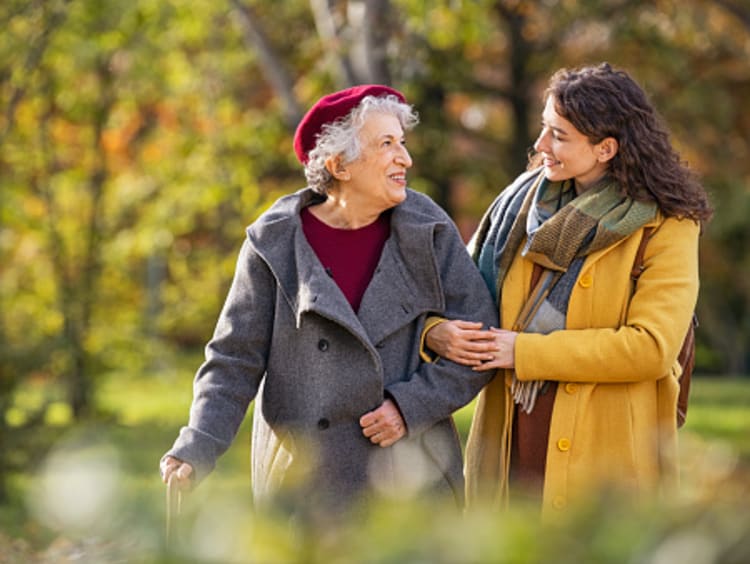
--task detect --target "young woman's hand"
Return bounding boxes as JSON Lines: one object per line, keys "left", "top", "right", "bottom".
{"left": 472, "top": 328, "right": 517, "bottom": 371}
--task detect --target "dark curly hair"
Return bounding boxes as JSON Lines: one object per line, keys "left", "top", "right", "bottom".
{"left": 529, "top": 63, "right": 712, "bottom": 223}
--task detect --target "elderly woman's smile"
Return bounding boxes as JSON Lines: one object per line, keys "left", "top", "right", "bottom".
{"left": 319, "top": 112, "right": 413, "bottom": 229}
{"left": 344, "top": 113, "right": 413, "bottom": 207}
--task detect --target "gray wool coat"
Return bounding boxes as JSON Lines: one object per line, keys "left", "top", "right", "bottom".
{"left": 165, "top": 187, "right": 498, "bottom": 509}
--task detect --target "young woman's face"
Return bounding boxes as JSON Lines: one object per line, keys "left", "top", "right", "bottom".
{"left": 533, "top": 96, "right": 613, "bottom": 192}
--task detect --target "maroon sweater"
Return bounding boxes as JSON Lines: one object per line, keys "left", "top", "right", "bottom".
{"left": 301, "top": 207, "right": 391, "bottom": 313}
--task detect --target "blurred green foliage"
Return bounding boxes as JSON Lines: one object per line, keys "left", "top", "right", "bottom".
{"left": 1, "top": 370, "right": 748, "bottom": 562}
{"left": 2, "top": 0, "right": 749, "bottom": 427}
{"left": 2, "top": 0, "right": 750, "bottom": 558}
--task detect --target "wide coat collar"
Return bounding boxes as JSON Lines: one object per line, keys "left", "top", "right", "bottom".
{"left": 246, "top": 188, "right": 446, "bottom": 346}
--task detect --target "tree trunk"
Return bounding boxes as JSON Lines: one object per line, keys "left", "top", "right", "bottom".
{"left": 362, "top": 0, "right": 392, "bottom": 85}
{"left": 311, "top": 0, "right": 396, "bottom": 87}
{"left": 310, "top": 0, "right": 359, "bottom": 86}
{"left": 231, "top": 0, "right": 303, "bottom": 127}
{"left": 0, "top": 345, "right": 10, "bottom": 502}
{"left": 495, "top": 1, "right": 534, "bottom": 167}
{"left": 32, "top": 58, "right": 114, "bottom": 420}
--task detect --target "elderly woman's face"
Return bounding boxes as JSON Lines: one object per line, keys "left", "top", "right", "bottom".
{"left": 343, "top": 112, "right": 413, "bottom": 210}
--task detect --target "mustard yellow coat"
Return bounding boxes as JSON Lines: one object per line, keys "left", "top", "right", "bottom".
{"left": 464, "top": 214, "right": 700, "bottom": 517}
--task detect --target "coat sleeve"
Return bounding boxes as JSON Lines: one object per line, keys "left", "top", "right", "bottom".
{"left": 514, "top": 217, "right": 700, "bottom": 383}
{"left": 163, "top": 238, "right": 274, "bottom": 482}
{"left": 385, "top": 221, "right": 500, "bottom": 436}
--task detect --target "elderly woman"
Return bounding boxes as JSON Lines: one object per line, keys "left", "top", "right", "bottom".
{"left": 160, "top": 85, "right": 498, "bottom": 513}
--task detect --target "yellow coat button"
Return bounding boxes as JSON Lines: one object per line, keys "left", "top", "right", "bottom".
{"left": 552, "top": 496, "right": 567, "bottom": 509}
{"left": 565, "top": 383, "right": 578, "bottom": 394}
{"left": 557, "top": 438, "right": 571, "bottom": 451}
{"left": 578, "top": 274, "right": 593, "bottom": 288}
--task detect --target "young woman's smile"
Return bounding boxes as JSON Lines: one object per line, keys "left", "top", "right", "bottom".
{"left": 533, "top": 96, "right": 615, "bottom": 192}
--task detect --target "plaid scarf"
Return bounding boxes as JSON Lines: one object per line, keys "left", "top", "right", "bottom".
{"left": 472, "top": 168, "right": 657, "bottom": 413}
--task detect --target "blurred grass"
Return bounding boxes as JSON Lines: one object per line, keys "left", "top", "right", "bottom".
{"left": 683, "top": 377, "right": 750, "bottom": 460}
{"left": 1, "top": 370, "right": 749, "bottom": 562}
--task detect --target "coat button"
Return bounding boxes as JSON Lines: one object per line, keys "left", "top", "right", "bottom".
{"left": 557, "top": 438, "right": 571, "bottom": 452}
{"left": 318, "top": 339, "right": 329, "bottom": 352}
{"left": 564, "top": 383, "right": 578, "bottom": 394}
{"left": 552, "top": 495, "right": 567, "bottom": 509}
{"left": 317, "top": 418, "right": 330, "bottom": 430}
{"left": 578, "top": 273, "right": 593, "bottom": 288}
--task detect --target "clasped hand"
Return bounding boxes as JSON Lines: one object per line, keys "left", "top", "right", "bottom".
{"left": 426, "top": 320, "right": 517, "bottom": 370}
{"left": 359, "top": 398, "right": 406, "bottom": 447}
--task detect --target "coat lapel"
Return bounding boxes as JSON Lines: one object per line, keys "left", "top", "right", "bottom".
{"left": 357, "top": 198, "right": 445, "bottom": 345}
{"left": 248, "top": 189, "right": 367, "bottom": 338}
{"left": 248, "top": 188, "right": 445, "bottom": 346}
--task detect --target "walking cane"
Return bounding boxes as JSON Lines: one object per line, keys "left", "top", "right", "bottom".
{"left": 166, "top": 472, "right": 182, "bottom": 547}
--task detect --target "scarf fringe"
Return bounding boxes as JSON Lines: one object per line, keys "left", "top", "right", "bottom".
{"left": 510, "top": 375, "right": 545, "bottom": 414}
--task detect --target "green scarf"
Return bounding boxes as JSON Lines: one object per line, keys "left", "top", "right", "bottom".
{"left": 475, "top": 169, "right": 658, "bottom": 412}
{"left": 524, "top": 173, "right": 658, "bottom": 272}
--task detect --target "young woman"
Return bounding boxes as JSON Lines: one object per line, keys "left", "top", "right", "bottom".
{"left": 424, "top": 63, "right": 712, "bottom": 516}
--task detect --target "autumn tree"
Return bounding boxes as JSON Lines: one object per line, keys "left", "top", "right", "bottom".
{"left": 1, "top": 0, "right": 749, "bottom": 501}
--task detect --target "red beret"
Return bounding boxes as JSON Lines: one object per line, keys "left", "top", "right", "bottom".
{"left": 293, "top": 84, "right": 406, "bottom": 164}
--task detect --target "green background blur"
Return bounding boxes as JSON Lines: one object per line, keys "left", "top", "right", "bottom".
{"left": 2, "top": 1, "right": 749, "bottom": 561}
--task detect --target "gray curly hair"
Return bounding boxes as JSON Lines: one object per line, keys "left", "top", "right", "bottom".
{"left": 304, "top": 95, "right": 419, "bottom": 194}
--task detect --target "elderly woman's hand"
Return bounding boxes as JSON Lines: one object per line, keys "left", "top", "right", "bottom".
{"left": 160, "top": 455, "right": 193, "bottom": 490}
{"left": 359, "top": 399, "right": 406, "bottom": 447}
{"left": 426, "top": 319, "right": 497, "bottom": 366}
